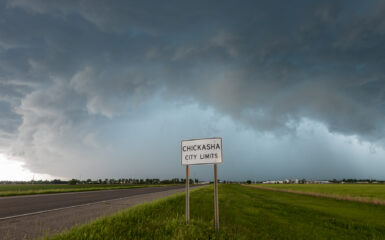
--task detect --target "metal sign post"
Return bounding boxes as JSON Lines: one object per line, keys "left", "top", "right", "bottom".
{"left": 214, "top": 163, "right": 219, "bottom": 230}
{"left": 186, "top": 165, "right": 190, "bottom": 224}
{"left": 181, "top": 137, "right": 222, "bottom": 231}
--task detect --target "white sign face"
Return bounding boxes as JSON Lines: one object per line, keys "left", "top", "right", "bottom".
{"left": 181, "top": 138, "right": 222, "bottom": 165}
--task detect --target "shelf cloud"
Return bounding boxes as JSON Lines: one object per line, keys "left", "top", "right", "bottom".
{"left": 1, "top": 0, "right": 385, "bottom": 180}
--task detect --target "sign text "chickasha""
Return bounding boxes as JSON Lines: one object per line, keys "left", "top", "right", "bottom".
{"left": 182, "top": 143, "right": 221, "bottom": 161}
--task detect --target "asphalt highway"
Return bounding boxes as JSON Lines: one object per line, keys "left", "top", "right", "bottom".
{"left": 0, "top": 185, "right": 186, "bottom": 219}
{"left": 0, "top": 185, "right": 209, "bottom": 239}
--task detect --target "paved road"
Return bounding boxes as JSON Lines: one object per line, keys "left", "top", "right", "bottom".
{"left": 0, "top": 185, "right": 185, "bottom": 219}
{"left": 0, "top": 185, "right": 204, "bottom": 240}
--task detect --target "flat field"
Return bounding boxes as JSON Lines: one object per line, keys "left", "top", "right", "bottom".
{"left": 253, "top": 184, "right": 385, "bottom": 202}
{"left": 47, "top": 184, "right": 385, "bottom": 240}
{"left": 0, "top": 184, "right": 178, "bottom": 197}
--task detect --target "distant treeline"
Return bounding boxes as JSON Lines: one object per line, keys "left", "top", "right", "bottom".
{"left": 0, "top": 178, "right": 200, "bottom": 185}
{"left": 3, "top": 178, "right": 383, "bottom": 185}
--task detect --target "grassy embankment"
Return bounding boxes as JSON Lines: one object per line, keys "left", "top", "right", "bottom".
{"left": 252, "top": 184, "right": 385, "bottom": 203}
{"left": 0, "top": 184, "right": 181, "bottom": 197}
{"left": 47, "top": 184, "right": 385, "bottom": 240}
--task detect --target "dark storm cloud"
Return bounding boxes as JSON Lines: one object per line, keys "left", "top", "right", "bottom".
{"left": 1, "top": 0, "right": 385, "bottom": 179}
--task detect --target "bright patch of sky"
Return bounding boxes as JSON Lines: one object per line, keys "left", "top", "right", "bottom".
{"left": 0, "top": 154, "right": 55, "bottom": 181}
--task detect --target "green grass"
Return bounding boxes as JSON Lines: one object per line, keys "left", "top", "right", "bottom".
{"left": 46, "top": 184, "right": 385, "bottom": 240}
{"left": 253, "top": 184, "right": 385, "bottom": 201}
{"left": 0, "top": 184, "right": 180, "bottom": 197}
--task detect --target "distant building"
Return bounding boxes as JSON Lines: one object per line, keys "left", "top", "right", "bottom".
{"left": 311, "top": 180, "right": 330, "bottom": 184}
{"left": 262, "top": 180, "right": 283, "bottom": 184}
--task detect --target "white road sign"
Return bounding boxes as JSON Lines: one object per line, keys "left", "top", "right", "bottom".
{"left": 181, "top": 138, "right": 222, "bottom": 165}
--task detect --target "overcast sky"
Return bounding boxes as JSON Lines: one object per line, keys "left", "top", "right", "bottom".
{"left": 1, "top": 0, "right": 385, "bottom": 181}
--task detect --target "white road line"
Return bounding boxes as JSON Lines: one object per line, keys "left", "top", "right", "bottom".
{"left": 0, "top": 188, "right": 184, "bottom": 221}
